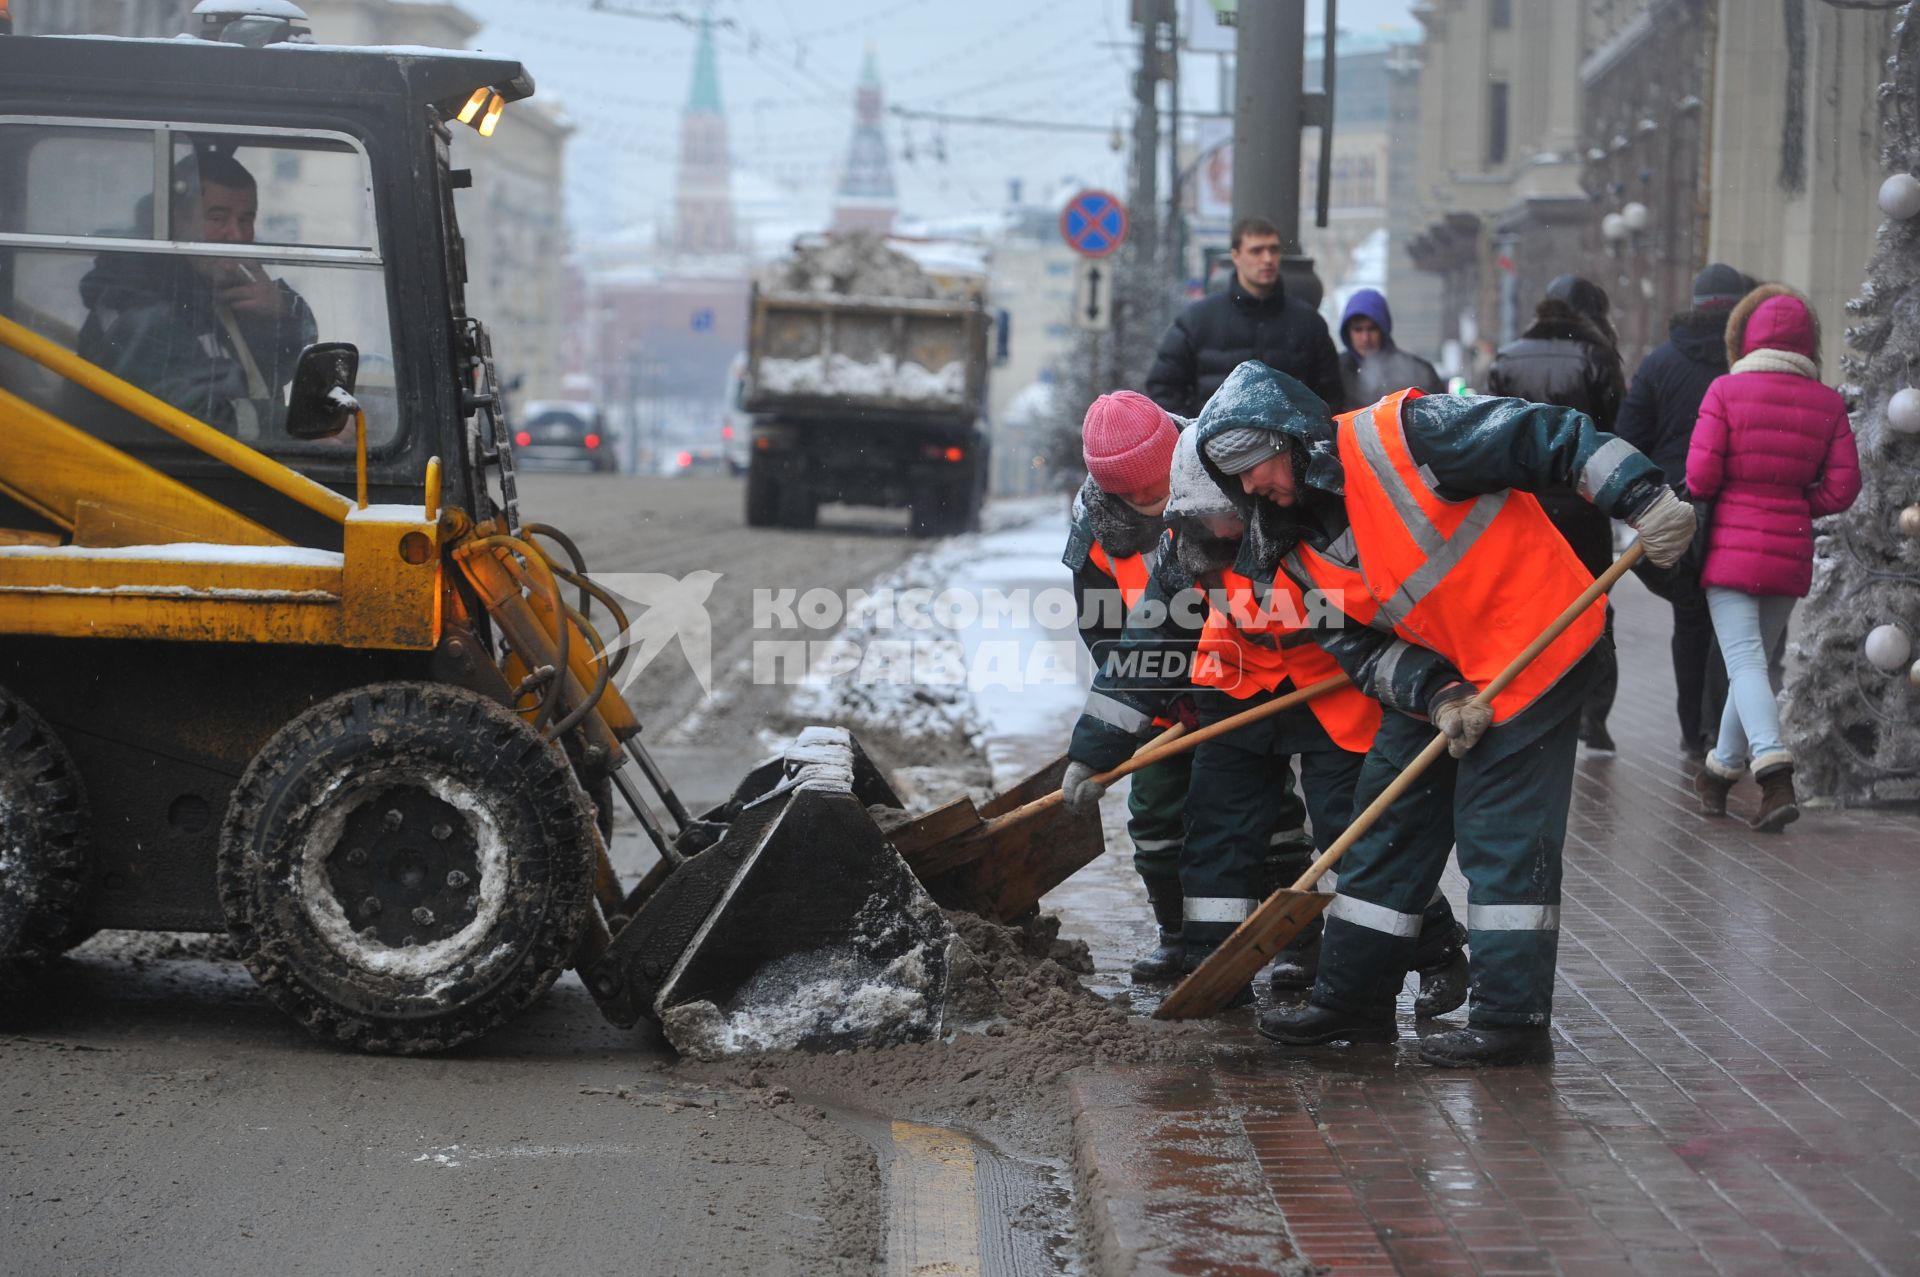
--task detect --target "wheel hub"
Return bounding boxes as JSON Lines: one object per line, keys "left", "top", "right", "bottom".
{"left": 324, "top": 786, "right": 481, "bottom": 948}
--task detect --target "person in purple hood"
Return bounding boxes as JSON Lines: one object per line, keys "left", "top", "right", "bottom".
{"left": 1335, "top": 288, "right": 1446, "bottom": 408}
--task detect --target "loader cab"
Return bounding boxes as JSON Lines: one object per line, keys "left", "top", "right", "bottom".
{"left": 0, "top": 32, "right": 532, "bottom": 545}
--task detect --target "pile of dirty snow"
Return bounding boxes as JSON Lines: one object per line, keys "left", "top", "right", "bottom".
{"left": 755, "top": 352, "right": 967, "bottom": 406}
{"left": 678, "top": 908, "right": 1209, "bottom": 1158}
{"left": 760, "top": 230, "right": 969, "bottom": 301}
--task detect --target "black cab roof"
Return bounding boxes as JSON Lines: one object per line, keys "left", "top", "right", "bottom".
{"left": 0, "top": 31, "right": 533, "bottom": 117}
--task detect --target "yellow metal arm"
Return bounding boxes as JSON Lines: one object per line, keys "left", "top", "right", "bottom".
{"left": 0, "top": 312, "right": 355, "bottom": 526}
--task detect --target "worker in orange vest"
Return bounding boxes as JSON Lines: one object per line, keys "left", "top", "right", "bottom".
{"left": 1195, "top": 361, "right": 1694, "bottom": 1066}
{"left": 1064, "top": 391, "right": 1317, "bottom": 982}
{"left": 1063, "top": 428, "right": 1470, "bottom": 1011}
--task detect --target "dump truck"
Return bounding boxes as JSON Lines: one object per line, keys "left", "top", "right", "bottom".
{"left": 0, "top": 5, "right": 1095, "bottom": 1056}
{"left": 742, "top": 234, "right": 993, "bottom": 536}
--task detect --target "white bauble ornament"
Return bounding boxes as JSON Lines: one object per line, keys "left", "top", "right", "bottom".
{"left": 1890, "top": 387, "right": 1920, "bottom": 435}
{"left": 1902, "top": 504, "right": 1920, "bottom": 538}
{"left": 1911, "top": 658, "right": 1920, "bottom": 690}
{"left": 1866, "top": 624, "right": 1912, "bottom": 672}
{"left": 1881, "top": 173, "right": 1920, "bottom": 220}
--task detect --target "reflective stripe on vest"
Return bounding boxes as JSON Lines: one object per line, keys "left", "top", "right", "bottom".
{"left": 1295, "top": 390, "right": 1605, "bottom": 724}
{"left": 1192, "top": 570, "right": 1380, "bottom": 752}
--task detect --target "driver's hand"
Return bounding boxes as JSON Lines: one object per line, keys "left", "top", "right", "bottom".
{"left": 213, "top": 261, "right": 287, "bottom": 320}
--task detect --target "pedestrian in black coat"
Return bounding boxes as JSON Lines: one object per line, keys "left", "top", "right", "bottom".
{"left": 1145, "top": 216, "right": 1345, "bottom": 418}
{"left": 1614, "top": 262, "right": 1756, "bottom": 759}
{"left": 1486, "top": 275, "right": 1625, "bottom": 751}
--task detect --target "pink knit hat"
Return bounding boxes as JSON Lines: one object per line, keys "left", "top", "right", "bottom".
{"left": 1082, "top": 391, "right": 1178, "bottom": 494}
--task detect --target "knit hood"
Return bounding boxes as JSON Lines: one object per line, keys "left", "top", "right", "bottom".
{"left": 1725, "top": 283, "right": 1821, "bottom": 370}
{"left": 1338, "top": 288, "right": 1395, "bottom": 351}
{"left": 1163, "top": 429, "right": 1243, "bottom": 577}
{"left": 1192, "top": 361, "right": 1345, "bottom": 570}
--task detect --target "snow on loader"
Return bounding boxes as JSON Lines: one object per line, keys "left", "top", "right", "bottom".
{"left": 0, "top": 17, "right": 1097, "bottom": 1056}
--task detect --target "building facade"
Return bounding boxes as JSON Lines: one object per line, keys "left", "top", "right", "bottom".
{"left": 1398, "top": 0, "right": 1899, "bottom": 377}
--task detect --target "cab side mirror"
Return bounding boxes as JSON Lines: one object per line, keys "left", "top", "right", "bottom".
{"left": 286, "top": 342, "right": 360, "bottom": 439}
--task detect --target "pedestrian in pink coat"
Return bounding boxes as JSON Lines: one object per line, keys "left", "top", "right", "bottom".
{"left": 1686, "top": 285, "right": 1861, "bottom": 831}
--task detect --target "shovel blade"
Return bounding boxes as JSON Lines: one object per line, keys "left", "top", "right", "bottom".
{"left": 1156, "top": 889, "right": 1334, "bottom": 1020}
{"left": 911, "top": 756, "right": 1103, "bottom": 921}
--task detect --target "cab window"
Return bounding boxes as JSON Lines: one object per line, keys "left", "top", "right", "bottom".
{"left": 0, "top": 120, "right": 400, "bottom": 458}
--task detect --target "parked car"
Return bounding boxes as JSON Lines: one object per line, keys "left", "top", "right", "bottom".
{"left": 513, "top": 401, "right": 617, "bottom": 473}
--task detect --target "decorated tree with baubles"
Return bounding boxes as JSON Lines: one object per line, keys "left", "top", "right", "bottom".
{"left": 1784, "top": 4, "right": 1920, "bottom": 801}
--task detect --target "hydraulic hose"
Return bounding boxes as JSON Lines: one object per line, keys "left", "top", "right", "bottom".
{"left": 468, "top": 533, "right": 569, "bottom": 733}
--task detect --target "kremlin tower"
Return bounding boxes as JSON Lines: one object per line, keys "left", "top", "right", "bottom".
{"left": 671, "top": 12, "right": 737, "bottom": 254}
{"left": 830, "top": 48, "right": 897, "bottom": 234}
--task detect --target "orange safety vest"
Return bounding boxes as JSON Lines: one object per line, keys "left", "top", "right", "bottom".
{"left": 1089, "top": 534, "right": 1179, "bottom": 730}
{"left": 1088, "top": 540, "right": 1154, "bottom": 609}
{"left": 1193, "top": 568, "right": 1380, "bottom": 753}
{"left": 1286, "top": 388, "right": 1604, "bottom": 725}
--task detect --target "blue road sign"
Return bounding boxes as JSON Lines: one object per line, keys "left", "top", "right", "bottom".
{"left": 691, "top": 308, "right": 714, "bottom": 332}
{"left": 1060, "top": 189, "right": 1129, "bottom": 259}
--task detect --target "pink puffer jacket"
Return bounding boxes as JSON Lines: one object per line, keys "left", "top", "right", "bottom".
{"left": 1686, "top": 290, "right": 1860, "bottom": 596}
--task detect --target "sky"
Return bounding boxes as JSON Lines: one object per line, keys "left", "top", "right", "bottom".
{"left": 454, "top": 0, "right": 1419, "bottom": 246}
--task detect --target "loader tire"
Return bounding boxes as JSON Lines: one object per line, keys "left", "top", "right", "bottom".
{"left": 218, "top": 682, "right": 597, "bottom": 1055}
{"left": 0, "top": 686, "right": 92, "bottom": 993}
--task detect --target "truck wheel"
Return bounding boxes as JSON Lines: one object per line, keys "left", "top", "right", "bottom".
{"left": 745, "top": 456, "right": 779, "bottom": 527}
{"left": 0, "top": 688, "right": 92, "bottom": 988}
{"left": 218, "top": 682, "right": 596, "bottom": 1055}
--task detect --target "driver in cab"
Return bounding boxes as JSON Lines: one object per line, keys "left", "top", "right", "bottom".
{"left": 78, "top": 147, "right": 316, "bottom": 438}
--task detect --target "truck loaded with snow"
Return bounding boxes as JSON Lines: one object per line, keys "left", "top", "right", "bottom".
{"left": 742, "top": 232, "right": 993, "bottom": 535}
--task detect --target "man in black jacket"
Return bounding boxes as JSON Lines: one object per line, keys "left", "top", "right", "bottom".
{"left": 1145, "top": 216, "right": 1345, "bottom": 418}
{"left": 1486, "top": 276, "right": 1626, "bottom": 751}
{"left": 1614, "top": 263, "right": 1755, "bottom": 759}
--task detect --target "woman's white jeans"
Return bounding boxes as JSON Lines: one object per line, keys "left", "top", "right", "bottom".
{"left": 1705, "top": 587, "right": 1796, "bottom": 773}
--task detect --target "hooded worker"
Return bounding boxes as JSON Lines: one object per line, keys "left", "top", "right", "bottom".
{"left": 1061, "top": 428, "right": 1469, "bottom": 1011}
{"left": 1335, "top": 288, "right": 1446, "bottom": 408}
{"left": 1193, "top": 361, "right": 1692, "bottom": 1067}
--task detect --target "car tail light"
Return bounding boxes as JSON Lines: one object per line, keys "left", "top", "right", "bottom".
{"left": 944, "top": 446, "right": 965, "bottom": 463}
{"left": 513, "top": 430, "right": 531, "bottom": 447}
{"left": 584, "top": 433, "right": 601, "bottom": 449}
{"left": 677, "top": 450, "right": 693, "bottom": 467}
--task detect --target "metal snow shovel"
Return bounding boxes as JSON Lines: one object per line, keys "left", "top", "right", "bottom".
{"left": 906, "top": 675, "right": 1351, "bottom": 921}
{"left": 1156, "top": 544, "right": 1646, "bottom": 1021}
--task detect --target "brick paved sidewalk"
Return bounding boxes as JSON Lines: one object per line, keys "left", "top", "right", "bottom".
{"left": 1071, "top": 578, "right": 1920, "bottom": 1276}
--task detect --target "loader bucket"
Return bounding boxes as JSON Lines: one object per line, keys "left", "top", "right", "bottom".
{"left": 584, "top": 728, "right": 956, "bottom": 1059}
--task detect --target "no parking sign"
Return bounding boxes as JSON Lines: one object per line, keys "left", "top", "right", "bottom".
{"left": 1060, "top": 189, "right": 1128, "bottom": 258}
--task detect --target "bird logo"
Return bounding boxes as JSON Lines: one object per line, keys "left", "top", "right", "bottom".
{"left": 595, "top": 571, "right": 723, "bottom": 697}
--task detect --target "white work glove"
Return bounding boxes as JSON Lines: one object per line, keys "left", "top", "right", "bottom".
{"left": 1431, "top": 686, "right": 1493, "bottom": 759}
{"left": 1060, "top": 761, "right": 1108, "bottom": 816}
{"left": 1628, "top": 487, "right": 1697, "bottom": 569}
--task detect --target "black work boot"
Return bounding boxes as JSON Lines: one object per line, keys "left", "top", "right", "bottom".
{"left": 1750, "top": 761, "right": 1799, "bottom": 833}
{"left": 1258, "top": 1001, "right": 1395, "bottom": 1046}
{"left": 1129, "top": 877, "right": 1186, "bottom": 982}
{"left": 1260, "top": 846, "right": 1320, "bottom": 993}
{"left": 1578, "top": 714, "right": 1615, "bottom": 753}
{"left": 1266, "top": 927, "right": 1321, "bottom": 993}
{"left": 1413, "top": 922, "right": 1469, "bottom": 1019}
{"left": 1417, "top": 1024, "right": 1553, "bottom": 1068}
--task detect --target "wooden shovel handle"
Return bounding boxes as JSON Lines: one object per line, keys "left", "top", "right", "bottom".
{"left": 1156, "top": 543, "right": 1644, "bottom": 1020}
{"left": 992, "top": 674, "right": 1351, "bottom": 829}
